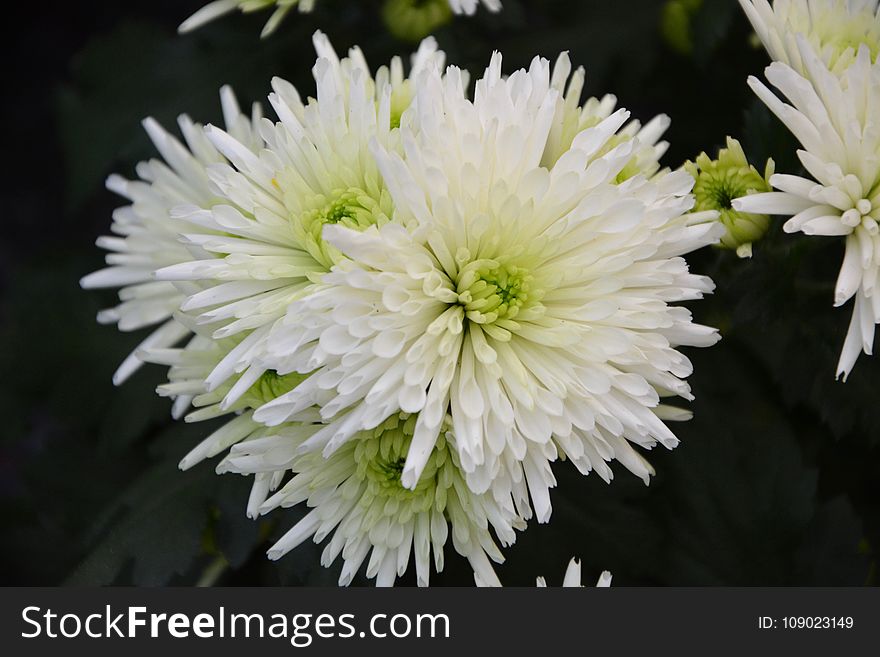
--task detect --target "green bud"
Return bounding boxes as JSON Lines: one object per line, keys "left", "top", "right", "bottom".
{"left": 685, "top": 137, "right": 774, "bottom": 258}
{"left": 660, "top": 0, "right": 703, "bottom": 55}
{"left": 382, "top": 0, "right": 453, "bottom": 43}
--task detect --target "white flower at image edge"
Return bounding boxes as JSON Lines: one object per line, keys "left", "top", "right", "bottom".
{"left": 739, "top": 0, "right": 879, "bottom": 79}
{"left": 253, "top": 53, "right": 723, "bottom": 526}
{"left": 733, "top": 38, "right": 880, "bottom": 379}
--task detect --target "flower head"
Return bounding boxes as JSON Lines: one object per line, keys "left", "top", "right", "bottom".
{"left": 254, "top": 52, "right": 723, "bottom": 526}
{"left": 733, "top": 39, "right": 880, "bottom": 379}
{"left": 740, "top": 0, "right": 880, "bottom": 77}
{"left": 221, "top": 412, "right": 525, "bottom": 586}
{"left": 144, "top": 327, "right": 524, "bottom": 587}
{"left": 686, "top": 136, "right": 774, "bottom": 257}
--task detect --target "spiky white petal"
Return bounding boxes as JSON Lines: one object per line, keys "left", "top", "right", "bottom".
{"left": 474, "top": 556, "right": 612, "bottom": 587}
{"left": 535, "top": 558, "right": 612, "bottom": 587}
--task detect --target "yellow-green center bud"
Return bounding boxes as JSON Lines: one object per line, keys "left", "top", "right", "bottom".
{"left": 456, "top": 259, "right": 536, "bottom": 325}
{"left": 685, "top": 137, "right": 774, "bottom": 258}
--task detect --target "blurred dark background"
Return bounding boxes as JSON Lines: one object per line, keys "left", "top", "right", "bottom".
{"left": 0, "top": 0, "right": 876, "bottom": 586}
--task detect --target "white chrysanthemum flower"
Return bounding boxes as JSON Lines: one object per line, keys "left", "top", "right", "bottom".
{"left": 733, "top": 39, "right": 880, "bottom": 379}
{"left": 220, "top": 412, "right": 525, "bottom": 586}
{"left": 544, "top": 53, "right": 671, "bottom": 181}
{"left": 740, "top": 0, "right": 880, "bottom": 77}
{"left": 144, "top": 322, "right": 525, "bottom": 587}
{"left": 180, "top": 0, "right": 501, "bottom": 37}
{"left": 254, "top": 52, "right": 723, "bottom": 524}
{"left": 153, "top": 32, "right": 444, "bottom": 403}
{"left": 80, "top": 87, "right": 263, "bottom": 391}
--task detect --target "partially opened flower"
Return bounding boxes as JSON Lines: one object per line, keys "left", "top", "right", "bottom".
{"left": 733, "top": 39, "right": 880, "bottom": 379}
{"left": 685, "top": 136, "right": 774, "bottom": 258}
{"left": 79, "top": 87, "right": 263, "bottom": 394}
{"left": 180, "top": 0, "right": 501, "bottom": 37}
{"left": 739, "top": 0, "right": 880, "bottom": 78}
{"left": 254, "top": 52, "right": 723, "bottom": 526}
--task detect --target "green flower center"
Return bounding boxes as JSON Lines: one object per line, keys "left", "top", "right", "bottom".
{"left": 296, "top": 187, "right": 392, "bottom": 269}
{"left": 686, "top": 137, "right": 773, "bottom": 254}
{"left": 355, "top": 413, "right": 450, "bottom": 507}
{"left": 244, "top": 369, "right": 309, "bottom": 407}
{"left": 820, "top": 19, "right": 880, "bottom": 66}
{"left": 693, "top": 166, "right": 765, "bottom": 213}
{"left": 456, "top": 259, "right": 535, "bottom": 325}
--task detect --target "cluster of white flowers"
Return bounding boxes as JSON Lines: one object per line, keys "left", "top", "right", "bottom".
{"left": 736, "top": 0, "right": 880, "bottom": 379}
{"left": 84, "top": 31, "right": 723, "bottom": 585}
{"left": 180, "top": 0, "right": 502, "bottom": 37}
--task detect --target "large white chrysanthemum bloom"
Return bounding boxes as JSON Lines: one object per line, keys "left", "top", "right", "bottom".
{"left": 254, "top": 52, "right": 723, "bottom": 524}
{"left": 740, "top": 0, "right": 880, "bottom": 78}
{"left": 153, "top": 32, "right": 444, "bottom": 404}
{"left": 180, "top": 0, "right": 501, "bottom": 37}
{"left": 734, "top": 39, "right": 880, "bottom": 379}
{"left": 80, "top": 88, "right": 263, "bottom": 393}
{"left": 220, "top": 412, "right": 525, "bottom": 586}
{"left": 544, "top": 53, "right": 671, "bottom": 181}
